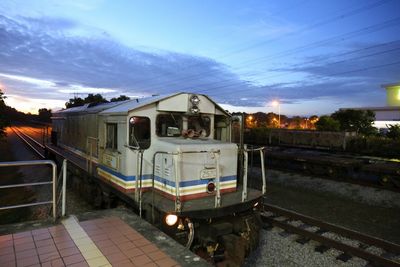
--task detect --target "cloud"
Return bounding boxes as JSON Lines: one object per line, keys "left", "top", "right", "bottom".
{"left": 0, "top": 15, "right": 398, "bottom": 115}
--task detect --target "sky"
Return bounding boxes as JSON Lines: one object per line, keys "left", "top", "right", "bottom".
{"left": 0, "top": 0, "right": 399, "bottom": 116}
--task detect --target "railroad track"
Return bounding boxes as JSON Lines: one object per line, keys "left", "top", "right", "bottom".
{"left": 11, "top": 126, "right": 46, "bottom": 158}
{"left": 262, "top": 204, "right": 400, "bottom": 267}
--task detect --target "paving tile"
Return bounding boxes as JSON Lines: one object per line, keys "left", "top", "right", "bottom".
{"left": 13, "top": 236, "right": 33, "bottom": 245}
{"left": 14, "top": 242, "right": 35, "bottom": 252}
{"left": 37, "top": 244, "right": 58, "bottom": 255}
{"left": 78, "top": 243, "right": 98, "bottom": 253}
{"left": 32, "top": 228, "right": 49, "bottom": 236}
{"left": 89, "top": 234, "right": 109, "bottom": 242}
{"left": 55, "top": 240, "right": 76, "bottom": 250}
{"left": 0, "top": 239, "right": 13, "bottom": 249}
{"left": 59, "top": 246, "right": 80, "bottom": 258}
{"left": 0, "top": 234, "right": 13, "bottom": 242}
{"left": 68, "top": 261, "right": 89, "bottom": 267}
{"left": 154, "top": 257, "right": 178, "bottom": 267}
{"left": 16, "top": 254, "right": 40, "bottom": 267}
{"left": 131, "top": 254, "right": 152, "bottom": 265}
{"left": 63, "top": 253, "right": 85, "bottom": 265}
{"left": 0, "top": 252, "right": 15, "bottom": 263}
{"left": 124, "top": 247, "right": 144, "bottom": 258}
{"left": 142, "top": 262, "right": 158, "bottom": 267}
{"left": 99, "top": 245, "right": 120, "bottom": 256}
{"left": 53, "top": 235, "right": 72, "bottom": 244}
{"left": 49, "top": 258, "right": 65, "bottom": 267}
{"left": 114, "top": 260, "right": 135, "bottom": 267}
{"left": 147, "top": 251, "right": 168, "bottom": 261}
{"left": 0, "top": 245, "right": 14, "bottom": 256}
{"left": 92, "top": 239, "right": 114, "bottom": 249}
{"left": 38, "top": 251, "right": 60, "bottom": 263}
{"left": 133, "top": 239, "right": 151, "bottom": 246}
{"left": 15, "top": 248, "right": 37, "bottom": 259}
{"left": 82, "top": 248, "right": 102, "bottom": 260}
{"left": 116, "top": 241, "right": 136, "bottom": 250}
{"left": 3, "top": 261, "right": 16, "bottom": 267}
{"left": 12, "top": 231, "right": 31, "bottom": 240}
{"left": 86, "top": 256, "right": 109, "bottom": 267}
{"left": 33, "top": 232, "right": 52, "bottom": 241}
{"left": 140, "top": 244, "right": 159, "bottom": 254}
{"left": 105, "top": 252, "right": 129, "bottom": 264}
{"left": 74, "top": 238, "right": 94, "bottom": 248}
{"left": 35, "top": 238, "right": 55, "bottom": 248}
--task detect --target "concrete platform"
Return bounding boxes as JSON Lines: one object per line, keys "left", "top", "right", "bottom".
{"left": 0, "top": 208, "right": 210, "bottom": 267}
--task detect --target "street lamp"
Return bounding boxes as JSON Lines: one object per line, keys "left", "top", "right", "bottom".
{"left": 272, "top": 100, "right": 280, "bottom": 128}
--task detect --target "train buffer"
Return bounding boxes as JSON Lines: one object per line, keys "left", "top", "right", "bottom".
{"left": 0, "top": 208, "right": 209, "bottom": 267}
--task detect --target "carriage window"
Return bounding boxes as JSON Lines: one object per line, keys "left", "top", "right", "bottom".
{"left": 106, "top": 123, "right": 118, "bottom": 150}
{"left": 188, "top": 115, "right": 211, "bottom": 137}
{"left": 129, "top": 116, "right": 151, "bottom": 149}
{"left": 156, "top": 114, "right": 183, "bottom": 137}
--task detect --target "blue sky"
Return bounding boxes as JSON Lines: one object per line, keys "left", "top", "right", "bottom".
{"left": 0, "top": 0, "right": 399, "bottom": 115}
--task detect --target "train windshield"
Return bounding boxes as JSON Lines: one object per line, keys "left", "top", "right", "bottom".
{"left": 156, "top": 114, "right": 211, "bottom": 137}
{"left": 129, "top": 116, "right": 151, "bottom": 149}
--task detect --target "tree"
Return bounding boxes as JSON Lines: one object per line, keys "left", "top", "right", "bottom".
{"left": 65, "top": 97, "right": 85, "bottom": 108}
{"left": 84, "top": 93, "right": 108, "bottom": 105}
{"left": 332, "top": 109, "right": 377, "bottom": 135}
{"left": 38, "top": 108, "right": 52, "bottom": 122}
{"left": 386, "top": 124, "right": 400, "bottom": 140}
{"left": 110, "top": 95, "right": 130, "bottom": 102}
{"left": 65, "top": 93, "right": 109, "bottom": 108}
{"left": 0, "top": 89, "right": 10, "bottom": 137}
{"left": 315, "top": 115, "right": 340, "bottom": 132}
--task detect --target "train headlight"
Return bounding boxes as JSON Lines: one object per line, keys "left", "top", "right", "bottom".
{"left": 165, "top": 214, "right": 178, "bottom": 226}
{"left": 190, "top": 95, "right": 200, "bottom": 105}
{"left": 190, "top": 106, "right": 200, "bottom": 114}
{"left": 206, "top": 182, "right": 215, "bottom": 193}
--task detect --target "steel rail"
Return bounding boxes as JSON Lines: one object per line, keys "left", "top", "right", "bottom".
{"left": 11, "top": 127, "right": 45, "bottom": 158}
{"left": 14, "top": 126, "right": 45, "bottom": 148}
{"left": 262, "top": 204, "right": 400, "bottom": 267}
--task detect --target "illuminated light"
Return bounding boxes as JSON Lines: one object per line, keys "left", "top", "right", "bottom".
{"left": 253, "top": 202, "right": 259, "bottom": 207}
{"left": 190, "top": 95, "right": 200, "bottom": 105}
{"left": 248, "top": 115, "right": 253, "bottom": 120}
{"left": 165, "top": 214, "right": 178, "bottom": 226}
{"left": 207, "top": 182, "right": 215, "bottom": 193}
{"left": 190, "top": 106, "right": 200, "bottom": 114}
{"left": 272, "top": 100, "right": 279, "bottom": 107}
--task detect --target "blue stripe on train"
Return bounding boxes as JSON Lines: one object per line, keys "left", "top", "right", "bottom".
{"left": 98, "top": 165, "right": 237, "bottom": 188}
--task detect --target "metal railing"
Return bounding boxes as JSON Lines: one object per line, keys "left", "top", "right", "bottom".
{"left": 0, "top": 159, "right": 67, "bottom": 221}
{"left": 242, "top": 146, "right": 266, "bottom": 202}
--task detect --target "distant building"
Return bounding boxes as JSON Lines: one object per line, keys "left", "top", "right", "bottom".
{"left": 341, "top": 82, "right": 400, "bottom": 129}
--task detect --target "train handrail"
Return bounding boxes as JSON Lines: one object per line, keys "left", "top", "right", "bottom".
{"left": 0, "top": 160, "right": 67, "bottom": 222}
{"left": 242, "top": 146, "right": 266, "bottom": 201}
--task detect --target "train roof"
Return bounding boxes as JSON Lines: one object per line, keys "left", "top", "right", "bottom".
{"left": 99, "top": 92, "right": 230, "bottom": 116}
{"left": 53, "top": 93, "right": 229, "bottom": 117}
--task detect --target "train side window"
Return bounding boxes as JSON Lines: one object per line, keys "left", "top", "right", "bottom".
{"left": 106, "top": 123, "right": 118, "bottom": 150}
{"left": 129, "top": 116, "right": 151, "bottom": 149}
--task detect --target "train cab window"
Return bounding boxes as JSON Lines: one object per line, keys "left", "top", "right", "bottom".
{"left": 156, "top": 114, "right": 182, "bottom": 137}
{"left": 106, "top": 123, "right": 118, "bottom": 150}
{"left": 129, "top": 116, "right": 151, "bottom": 149}
{"left": 188, "top": 115, "right": 211, "bottom": 137}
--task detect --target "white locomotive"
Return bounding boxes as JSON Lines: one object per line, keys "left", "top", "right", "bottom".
{"left": 49, "top": 92, "right": 264, "bottom": 264}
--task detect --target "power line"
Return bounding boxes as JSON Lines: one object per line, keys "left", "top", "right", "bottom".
{"left": 147, "top": 17, "right": 400, "bottom": 93}
{"left": 132, "top": 0, "right": 392, "bottom": 92}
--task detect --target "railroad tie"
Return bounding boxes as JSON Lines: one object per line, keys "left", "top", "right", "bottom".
{"left": 336, "top": 252, "right": 353, "bottom": 262}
